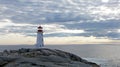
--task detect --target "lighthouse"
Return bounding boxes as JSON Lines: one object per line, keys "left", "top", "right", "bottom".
{"left": 36, "top": 25, "right": 44, "bottom": 47}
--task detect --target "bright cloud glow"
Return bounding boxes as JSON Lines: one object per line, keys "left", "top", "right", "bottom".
{"left": 0, "top": 19, "right": 14, "bottom": 28}
{"left": 118, "top": 29, "right": 120, "bottom": 33}
{"left": 42, "top": 24, "right": 84, "bottom": 34}
{"left": 45, "top": 29, "right": 85, "bottom": 34}
{"left": 101, "top": 0, "right": 109, "bottom": 3}
{"left": 60, "top": 29, "right": 84, "bottom": 34}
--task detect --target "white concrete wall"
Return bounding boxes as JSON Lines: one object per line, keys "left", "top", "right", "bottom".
{"left": 36, "top": 32, "right": 44, "bottom": 47}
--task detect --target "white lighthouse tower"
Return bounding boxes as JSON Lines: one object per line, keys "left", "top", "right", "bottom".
{"left": 36, "top": 25, "right": 44, "bottom": 47}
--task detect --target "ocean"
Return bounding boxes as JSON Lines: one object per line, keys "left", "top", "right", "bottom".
{"left": 0, "top": 44, "right": 120, "bottom": 67}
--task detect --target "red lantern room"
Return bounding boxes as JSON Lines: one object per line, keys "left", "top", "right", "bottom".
{"left": 37, "top": 26, "right": 43, "bottom": 32}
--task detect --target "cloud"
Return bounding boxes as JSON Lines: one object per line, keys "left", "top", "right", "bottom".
{"left": 44, "top": 36, "right": 120, "bottom": 44}
{"left": 1, "top": 19, "right": 119, "bottom": 40}
{"left": 118, "top": 29, "right": 120, "bottom": 33}
{"left": 0, "top": 33, "right": 35, "bottom": 45}
{"left": 0, "top": 19, "right": 13, "bottom": 28}
{"left": 1, "top": 0, "right": 120, "bottom": 24}
{"left": 63, "top": 20, "right": 120, "bottom": 39}
{"left": 0, "top": 0, "right": 120, "bottom": 45}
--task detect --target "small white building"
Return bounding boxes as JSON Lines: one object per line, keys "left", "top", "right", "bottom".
{"left": 36, "top": 25, "right": 44, "bottom": 47}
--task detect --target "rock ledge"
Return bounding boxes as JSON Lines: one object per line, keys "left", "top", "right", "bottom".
{"left": 0, "top": 48, "right": 100, "bottom": 67}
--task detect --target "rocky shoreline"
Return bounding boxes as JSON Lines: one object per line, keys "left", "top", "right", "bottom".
{"left": 0, "top": 48, "right": 100, "bottom": 67}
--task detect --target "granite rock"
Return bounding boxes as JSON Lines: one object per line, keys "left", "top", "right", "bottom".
{"left": 0, "top": 48, "right": 100, "bottom": 67}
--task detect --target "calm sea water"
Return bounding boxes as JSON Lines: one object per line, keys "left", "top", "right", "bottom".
{"left": 0, "top": 44, "right": 120, "bottom": 67}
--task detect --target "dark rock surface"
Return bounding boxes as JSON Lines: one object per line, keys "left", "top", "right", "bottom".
{"left": 0, "top": 48, "right": 100, "bottom": 67}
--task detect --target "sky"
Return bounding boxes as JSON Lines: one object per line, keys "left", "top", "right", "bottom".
{"left": 0, "top": 0, "right": 120, "bottom": 45}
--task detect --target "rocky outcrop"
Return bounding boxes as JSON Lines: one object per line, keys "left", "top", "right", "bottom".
{"left": 0, "top": 48, "right": 99, "bottom": 67}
